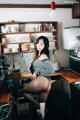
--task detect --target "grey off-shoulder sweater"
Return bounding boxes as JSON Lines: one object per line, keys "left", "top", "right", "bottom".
{"left": 30, "top": 59, "right": 55, "bottom": 76}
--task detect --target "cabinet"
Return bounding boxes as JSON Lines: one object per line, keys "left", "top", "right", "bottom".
{"left": 0, "top": 21, "right": 58, "bottom": 55}
{"left": 72, "top": 3, "right": 80, "bottom": 18}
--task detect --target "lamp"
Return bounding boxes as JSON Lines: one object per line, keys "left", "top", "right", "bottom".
{"left": 63, "top": 27, "right": 80, "bottom": 50}
{"left": 50, "top": 0, "right": 56, "bottom": 17}
{"left": 50, "top": 0, "right": 56, "bottom": 10}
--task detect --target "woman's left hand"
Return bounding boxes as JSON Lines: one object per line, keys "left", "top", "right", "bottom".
{"left": 31, "top": 72, "right": 37, "bottom": 80}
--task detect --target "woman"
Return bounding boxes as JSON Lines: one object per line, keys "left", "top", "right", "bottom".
{"left": 22, "top": 36, "right": 55, "bottom": 107}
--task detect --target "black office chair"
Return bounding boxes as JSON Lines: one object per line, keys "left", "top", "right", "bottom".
{"left": 44, "top": 87, "right": 70, "bottom": 120}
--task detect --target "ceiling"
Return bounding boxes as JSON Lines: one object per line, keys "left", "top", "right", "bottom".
{"left": 0, "top": 0, "right": 78, "bottom": 4}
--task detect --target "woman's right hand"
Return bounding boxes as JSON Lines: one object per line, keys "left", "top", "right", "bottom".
{"left": 31, "top": 72, "right": 37, "bottom": 80}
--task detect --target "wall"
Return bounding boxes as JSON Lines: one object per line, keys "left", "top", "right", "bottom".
{"left": 0, "top": 8, "right": 79, "bottom": 71}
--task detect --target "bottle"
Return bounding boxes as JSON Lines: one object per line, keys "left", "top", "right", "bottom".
{"left": 40, "top": 23, "right": 44, "bottom": 31}
{"left": 2, "top": 36, "right": 7, "bottom": 44}
{"left": 51, "top": 52, "right": 59, "bottom": 71}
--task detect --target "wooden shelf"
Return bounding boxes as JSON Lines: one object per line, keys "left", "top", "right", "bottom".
{"left": 0, "top": 30, "right": 56, "bottom": 35}
{"left": 4, "top": 50, "right": 35, "bottom": 55}
{"left": 0, "top": 21, "right": 58, "bottom": 55}
{"left": 0, "top": 41, "right": 32, "bottom": 45}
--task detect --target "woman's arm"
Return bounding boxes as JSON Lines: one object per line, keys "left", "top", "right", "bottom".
{"left": 31, "top": 72, "right": 37, "bottom": 80}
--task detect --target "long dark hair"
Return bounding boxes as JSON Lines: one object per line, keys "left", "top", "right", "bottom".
{"left": 35, "top": 36, "right": 50, "bottom": 59}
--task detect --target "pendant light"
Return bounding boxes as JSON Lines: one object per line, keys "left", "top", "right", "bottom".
{"left": 50, "top": 0, "right": 56, "bottom": 10}
{"left": 50, "top": 0, "right": 56, "bottom": 17}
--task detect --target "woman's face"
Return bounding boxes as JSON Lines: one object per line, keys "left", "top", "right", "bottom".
{"left": 36, "top": 39, "right": 45, "bottom": 52}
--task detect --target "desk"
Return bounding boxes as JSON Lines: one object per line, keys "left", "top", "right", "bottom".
{"left": 60, "top": 70, "right": 80, "bottom": 96}
{"left": 13, "top": 70, "right": 80, "bottom": 94}
{"left": 61, "top": 71, "right": 80, "bottom": 83}
{"left": 19, "top": 70, "right": 80, "bottom": 83}
{"left": 19, "top": 72, "right": 32, "bottom": 79}
{"left": 19, "top": 71, "right": 64, "bottom": 79}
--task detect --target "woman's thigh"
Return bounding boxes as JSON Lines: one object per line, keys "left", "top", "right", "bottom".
{"left": 24, "top": 76, "right": 50, "bottom": 91}
{"left": 35, "top": 76, "right": 50, "bottom": 90}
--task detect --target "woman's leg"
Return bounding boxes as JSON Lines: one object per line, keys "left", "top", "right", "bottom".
{"left": 21, "top": 76, "right": 51, "bottom": 108}
{"left": 23, "top": 93, "right": 40, "bottom": 109}
{"left": 40, "top": 81, "right": 51, "bottom": 102}
{"left": 23, "top": 76, "right": 51, "bottom": 93}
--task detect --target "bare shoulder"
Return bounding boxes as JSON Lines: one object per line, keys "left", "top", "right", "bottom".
{"left": 39, "top": 54, "right": 48, "bottom": 60}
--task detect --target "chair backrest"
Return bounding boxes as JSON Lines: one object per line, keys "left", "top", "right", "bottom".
{"left": 44, "top": 89, "right": 70, "bottom": 120}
